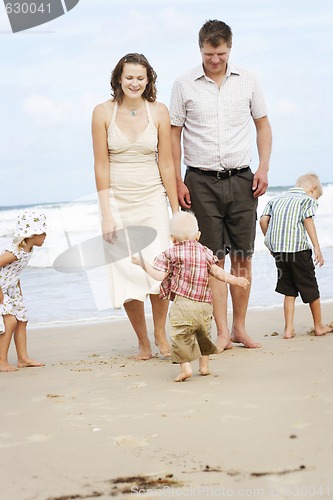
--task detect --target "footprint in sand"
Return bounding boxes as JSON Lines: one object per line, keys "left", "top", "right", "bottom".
{"left": 114, "top": 435, "right": 148, "bottom": 447}
{"left": 127, "top": 381, "right": 147, "bottom": 389}
{"left": 292, "top": 422, "right": 310, "bottom": 429}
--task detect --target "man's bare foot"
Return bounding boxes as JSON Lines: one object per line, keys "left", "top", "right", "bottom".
{"left": 17, "top": 358, "right": 45, "bottom": 368}
{"left": 0, "top": 362, "right": 19, "bottom": 372}
{"left": 230, "top": 327, "right": 261, "bottom": 348}
{"left": 283, "top": 330, "right": 295, "bottom": 339}
{"left": 314, "top": 324, "right": 333, "bottom": 336}
{"left": 174, "top": 362, "right": 192, "bottom": 382}
{"left": 215, "top": 334, "right": 233, "bottom": 353}
{"left": 215, "top": 333, "right": 232, "bottom": 354}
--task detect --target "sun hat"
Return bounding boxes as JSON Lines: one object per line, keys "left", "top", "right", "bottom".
{"left": 13, "top": 210, "right": 47, "bottom": 245}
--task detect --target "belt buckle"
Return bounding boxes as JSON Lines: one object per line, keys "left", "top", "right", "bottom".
{"left": 216, "top": 170, "right": 230, "bottom": 179}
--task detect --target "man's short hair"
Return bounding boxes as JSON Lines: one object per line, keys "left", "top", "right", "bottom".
{"left": 198, "top": 19, "right": 233, "bottom": 48}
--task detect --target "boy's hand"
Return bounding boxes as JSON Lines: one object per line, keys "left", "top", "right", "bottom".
{"left": 0, "top": 289, "right": 4, "bottom": 304}
{"left": 235, "top": 277, "right": 249, "bottom": 289}
{"left": 131, "top": 254, "right": 142, "bottom": 267}
{"left": 313, "top": 246, "right": 324, "bottom": 267}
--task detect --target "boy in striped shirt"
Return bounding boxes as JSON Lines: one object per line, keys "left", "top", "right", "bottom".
{"left": 260, "top": 173, "right": 332, "bottom": 339}
{"left": 132, "top": 212, "right": 248, "bottom": 381}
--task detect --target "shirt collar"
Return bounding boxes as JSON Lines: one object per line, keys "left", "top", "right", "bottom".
{"left": 192, "top": 62, "right": 240, "bottom": 81}
{"left": 288, "top": 187, "right": 307, "bottom": 195}
{"left": 288, "top": 187, "right": 318, "bottom": 205}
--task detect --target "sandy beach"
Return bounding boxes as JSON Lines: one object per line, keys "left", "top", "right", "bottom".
{"left": 1, "top": 302, "right": 333, "bottom": 500}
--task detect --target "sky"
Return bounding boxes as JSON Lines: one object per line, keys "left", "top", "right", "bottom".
{"left": 1, "top": 0, "right": 333, "bottom": 206}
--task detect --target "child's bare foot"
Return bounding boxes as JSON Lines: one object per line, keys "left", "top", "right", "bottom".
{"left": 0, "top": 362, "right": 19, "bottom": 372}
{"left": 17, "top": 358, "right": 45, "bottom": 368}
{"left": 174, "top": 371, "right": 192, "bottom": 382}
{"left": 283, "top": 329, "right": 295, "bottom": 339}
{"left": 314, "top": 324, "right": 333, "bottom": 336}
{"left": 199, "top": 368, "right": 210, "bottom": 376}
{"left": 199, "top": 356, "right": 210, "bottom": 376}
{"left": 231, "top": 326, "right": 261, "bottom": 348}
{"left": 174, "top": 362, "right": 192, "bottom": 382}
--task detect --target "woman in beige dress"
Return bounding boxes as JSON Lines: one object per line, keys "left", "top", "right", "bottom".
{"left": 92, "top": 53, "right": 179, "bottom": 360}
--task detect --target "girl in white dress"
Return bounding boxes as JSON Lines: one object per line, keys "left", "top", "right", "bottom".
{"left": 0, "top": 211, "right": 47, "bottom": 372}
{"left": 92, "top": 53, "right": 179, "bottom": 360}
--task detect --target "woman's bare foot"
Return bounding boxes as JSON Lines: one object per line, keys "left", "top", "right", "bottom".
{"left": 0, "top": 362, "right": 19, "bottom": 372}
{"left": 314, "top": 323, "right": 333, "bottom": 336}
{"left": 17, "top": 358, "right": 45, "bottom": 368}
{"left": 132, "top": 341, "right": 152, "bottom": 360}
{"left": 283, "top": 329, "right": 295, "bottom": 339}
{"left": 174, "top": 362, "right": 192, "bottom": 382}
{"left": 215, "top": 334, "right": 233, "bottom": 353}
{"left": 231, "top": 326, "right": 261, "bottom": 348}
{"left": 154, "top": 333, "right": 171, "bottom": 357}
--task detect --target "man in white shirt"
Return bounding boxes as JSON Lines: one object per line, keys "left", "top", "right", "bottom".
{"left": 170, "top": 19, "right": 272, "bottom": 350}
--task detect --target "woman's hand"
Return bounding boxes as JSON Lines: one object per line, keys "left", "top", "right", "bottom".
{"left": 102, "top": 216, "right": 116, "bottom": 243}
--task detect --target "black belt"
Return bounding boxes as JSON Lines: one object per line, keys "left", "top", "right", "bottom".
{"left": 187, "top": 166, "right": 249, "bottom": 179}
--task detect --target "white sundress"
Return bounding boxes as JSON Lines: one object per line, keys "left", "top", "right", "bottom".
{"left": 105, "top": 100, "right": 171, "bottom": 308}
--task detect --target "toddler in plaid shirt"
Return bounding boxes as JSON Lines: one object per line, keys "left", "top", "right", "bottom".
{"left": 132, "top": 212, "right": 248, "bottom": 382}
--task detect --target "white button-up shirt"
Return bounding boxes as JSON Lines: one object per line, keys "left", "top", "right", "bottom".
{"left": 170, "top": 63, "right": 268, "bottom": 171}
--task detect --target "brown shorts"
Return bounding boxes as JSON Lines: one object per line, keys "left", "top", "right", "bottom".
{"left": 273, "top": 250, "right": 320, "bottom": 303}
{"left": 184, "top": 167, "right": 258, "bottom": 259}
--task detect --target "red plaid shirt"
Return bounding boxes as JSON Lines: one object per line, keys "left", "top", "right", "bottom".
{"left": 153, "top": 240, "right": 218, "bottom": 303}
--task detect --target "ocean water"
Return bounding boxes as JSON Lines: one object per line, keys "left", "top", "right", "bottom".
{"left": 1, "top": 184, "right": 333, "bottom": 326}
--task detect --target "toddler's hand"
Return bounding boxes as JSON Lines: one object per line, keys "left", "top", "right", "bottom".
{"left": 131, "top": 254, "right": 142, "bottom": 267}
{"left": 0, "top": 289, "right": 4, "bottom": 304}
{"left": 236, "top": 277, "right": 249, "bottom": 289}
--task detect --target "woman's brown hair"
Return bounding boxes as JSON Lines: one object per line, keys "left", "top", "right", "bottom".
{"left": 110, "top": 53, "right": 157, "bottom": 104}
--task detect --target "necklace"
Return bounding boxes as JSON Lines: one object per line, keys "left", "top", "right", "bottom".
{"left": 123, "top": 102, "right": 143, "bottom": 117}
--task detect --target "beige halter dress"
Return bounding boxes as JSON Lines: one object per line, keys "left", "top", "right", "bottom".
{"left": 106, "top": 100, "right": 170, "bottom": 308}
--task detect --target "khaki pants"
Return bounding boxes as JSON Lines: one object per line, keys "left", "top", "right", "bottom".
{"left": 169, "top": 295, "right": 218, "bottom": 364}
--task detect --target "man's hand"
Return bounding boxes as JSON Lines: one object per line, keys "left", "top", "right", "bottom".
{"left": 252, "top": 168, "right": 268, "bottom": 198}
{"left": 178, "top": 180, "right": 192, "bottom": 209}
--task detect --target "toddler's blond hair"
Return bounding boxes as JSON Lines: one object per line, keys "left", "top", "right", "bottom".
{"left": 295, "top": 172, "right": 323, "bottom": 197}
{"left": 170, "top": 212, "right": 199, "bottom": 241}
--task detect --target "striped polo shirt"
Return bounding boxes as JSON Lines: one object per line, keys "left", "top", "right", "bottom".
{"left": 170, "top": 62, "right": 268, "bottom": 171}
{"left": 261, "top": 188, "right": 318, "bottom": 253}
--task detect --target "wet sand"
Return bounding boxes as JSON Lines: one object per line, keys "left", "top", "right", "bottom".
{"left": 1, "top": 302, "right": 333, "bottom": 499}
